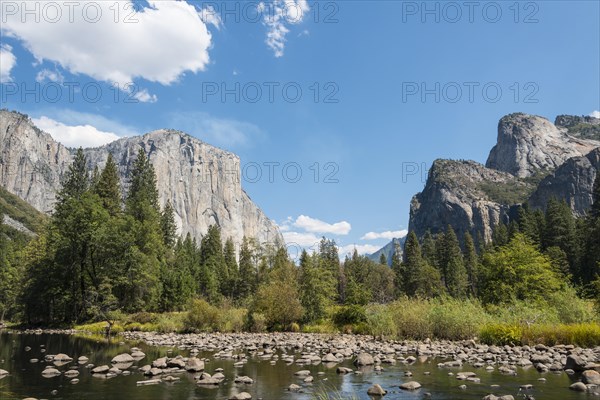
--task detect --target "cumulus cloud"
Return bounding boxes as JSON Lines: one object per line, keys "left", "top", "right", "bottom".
{"left": 361, "top": 229, "right": 408, "bottom": 241}
{"left": 282, "top": 231, "right": 321, "bottom": 248}
{"left": 2, "top": 1, "right": 214, "bottom": 93}
{"left": 259, "top": 0, "right": 310, "bottom": 57}
{"left": 168, "top": 112, "right": 264, "bottom": 148}
{"left": 0, "top": 44, "right": 16, "bottom": 83}
{"left": 36, "top": 109, "right": 140, "bottom": 138}
{"left": 32, "top": 116, "right": 122, "bottom": 148}
{"left": 293, "top": 215, "right": 351, "bottom": 235}
{"left": 35, "top": 68, "right": 64, "bottom": 83}
{"left": 133, "top": 88, "right": 158, "bottom": 103}
{"left": 338, "top": 244, "right": 382, "bottom": 258}
{"left": 590, "top": 111, "right": 600, "bottom": 119}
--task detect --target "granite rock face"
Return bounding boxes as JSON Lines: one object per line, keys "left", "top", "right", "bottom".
{"left": 409, "top": 159, "right": 530, "bottom": 243}
{"left": 409, "top": 113, "right": 600, "bottom": 243}
{"left": 0, "top": 110, "right": 283, "bottom": 247}
{"left": 529, "top": 148, "right": 600, "bottom": 216}
{"left": 486, "top": 113, "right": 599, "bottom": 178}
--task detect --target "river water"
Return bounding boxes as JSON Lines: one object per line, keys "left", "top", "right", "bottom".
{"left": 0, "top": 331, "right": 587, "bottom": 400}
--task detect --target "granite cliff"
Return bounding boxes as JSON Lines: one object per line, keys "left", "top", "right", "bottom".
{"left": 409, "top": 113, "right": 600, "bottom": 243}
{"left": 0, "top": 110, "right": 283, "bottom": 247}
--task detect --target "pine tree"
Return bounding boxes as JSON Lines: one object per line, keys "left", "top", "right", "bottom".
{"left": 403, "top": 231, "right": 423, "bottom": 296}
{"left": 126, "top": 149, "right": 160, "bottom": 222}
{"left": 223, "top": 237, "right": 238, "bottom": 298}
{"left": 441, "top": 226, "right": 468, "bottom": 298}
{"left": 57, "top": 148, "right": 88, "bottom": 203}
{"left": 299, "top": 250, "right": 334, "bottom": 322}
{"left": 582, "top": 172, "right": 600, "bottom": 284}
{"left": 421, "top": 231, "right": 437, "bottom": 269}
{"left": 492, "top": 223, "right": 509, "bottom": 247}
{"left": 463, "top": 232, "right": 479, "bottom": 296}
{"left": 591, "top": 170, "right": 600, "bottom": 220}
{"left": 94, "top": 153, "right": 122, "bottom": 216}
{"left": 160, "top": 200, "right": 177, "bottom": 249}
{"left": 199, "top": 225, "right": 225, "bottom": 303}
{"left": 391, "top": 242, "right": 404, "bottom": 297}
{"left": 236, "top": 237, "right": 256, "bottom": 301}
{"left": 543, "top": 198, "right": 578, "bottom": 275}
{"left": 379, "top": 253, "right": 387, "bottom": 265}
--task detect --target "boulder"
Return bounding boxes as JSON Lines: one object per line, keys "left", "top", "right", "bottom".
{"left": 91, "top": 365, "right": 110, "bottom": 374}
{"left": 569, "top": 382, "right": 587, "bottom": 392}
{"left": 583, "top": 370, "right": 600, "bottom": 385}
{"left": 111, "top": 353, "right": 134, "bottom": 364}
{"left": 400, "top": 381, "right": 421, "bottom": 390}
{"left": 367, "top": 383, "right": 387, "bottom": 396}
{"left": 185, "top": 357, "right": 205, "bottom": 372}
{"left": 354, "top": 352, "right": 374, "bottom": 366}
{"left": 229, "top": 393, "right": 252, "bottom": 400}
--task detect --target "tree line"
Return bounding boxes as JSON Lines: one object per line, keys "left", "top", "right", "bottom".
{"left": 0, "top": 149, "right": 599, "bottom": 329}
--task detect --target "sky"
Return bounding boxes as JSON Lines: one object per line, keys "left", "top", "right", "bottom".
{"left": 0, "top": 0, "right": 599, "bottom": 258}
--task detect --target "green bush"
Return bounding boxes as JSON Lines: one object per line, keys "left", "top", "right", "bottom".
{"left": 387, "top": 298, "right": 433, "bottom": 339}
{"left": 479, "top": 324, "right": 523, "bottom": 345}
{"left": 183, "top": 299, "right": 220, "bottom": 332}
{"left": 219, "top": 308, "right": 247, "bottom": 333}
{"left": 128, "top": 312, "right": 158, "bottom": 324}
{"left": 245, "top": 312, "right": 267, "bottom": 333}
{"left": 429, "top": 298, "right": 489, "bottom": 340}
{"left": 332, "top": 305, "right": 367, "bottom": 326}
{"left": 365, "top": 304, "right": 396, "bottom": 338}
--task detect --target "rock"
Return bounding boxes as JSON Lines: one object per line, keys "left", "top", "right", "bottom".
{"left": 400, "top": 381, "right": 421, "bottom": 390}
{"left": 152, "top": 357, "right": 168, "bottom": 368}
{"left": 288, "top": 383, "right": 301, "bottom": 391}
{"left": 137, "top": 379, "right": 161, "bottom": 386}
{"left": 234, "top": 376, "right": 254, "bottom": 384}
{"left": 197, "top": 377, "right": 222, "bottom": 385}
{"left": 41, "top": 368, "right": 61, "bottom": 377}
{"left": 131, "top": 351, "right": 146, "bottom": 359}
{"left": 304, "top": 376, "right": 314, "bottom": 383}
{"left": 91, "top": 365, "right": 110, "bottom": 374}
{"left": 185, "top": 357, "right": 205, "bottom": 372}
{"left": 487, "top": 113, "right": 599, "bottom": 178}
{"left": 367, "top": 383, "right": 387, "bottom": 396}
{"left": 229, "top": 393, "right": 252, "bottom": 400}
{"left": 336, "top": 367, "right": 353, "bottom": 374}
{"left": 294, "top": 370, "right": 311, "bottom": 377}
{"left": 53, "top": 353, "right": 73, "bottom": 362}
{"left": 483, "top": 396, "right": 514, "bottom": 400}
{"left": 0, "top": 110, "right": 283, "bottom": 248}
{"left": 322, "top": 353, "right": 338, "bottom": 363}
{"left": 78, "top": 356, "right": 89, "bottom": 364}
{"left": 64, "top": 370, "right": 80, "bottom": 378}
{"left": 566, "top": 355, "right": 587, "bottom": 372}
{"left": 583, "top": 370, "right": 600, "bottom": 385}
{"left": 0, "top": 369, "right": 8, "bottom": 377}
{"left": 569, "top": 382, "right": 588, "bottom": 391}
{"left": 354, "top": 352, "right": 374, "bottom": 366}
{"left": 112, "top": 353, "right": 134, "bottom": 364}
{"left": 167, "top": 357, "right": 185, "bottom": 368}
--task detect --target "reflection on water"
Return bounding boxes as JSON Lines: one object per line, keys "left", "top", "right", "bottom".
{"left": 0, "top": 332, "right": 585, "bottom": 400}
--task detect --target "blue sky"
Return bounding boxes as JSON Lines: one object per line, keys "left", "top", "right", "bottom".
{"left": 1, "top": 0, "right": 599, "bottom": 257}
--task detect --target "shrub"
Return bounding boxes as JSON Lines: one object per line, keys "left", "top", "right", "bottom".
{"left": 365, "top": 304, "right": 396, "bottom": 338}
{"left": 387, "top": 298, "right": 433, "bottom": 339}
{"left": 428, "top": 298, "right": 489, "bottom": 340}
{"left": 129, "top": 312, "right": 158, "bottom": 324}
{"left": 156, "top": 313, "right": 185, "bottom": 333}
{"left": 245, "top": 312, "right": 267, "bottom": 333}
{"left": 219, "top": 308, "right": 247, "bottom": 333}
{"left": 479, "top": 324, "right": 523, "bottom": 345}
{"left": 332, "top": 305, "right": 367, "bottom": 326}
{"left": 183, "top": 299, "right": 220, "bottom": 332}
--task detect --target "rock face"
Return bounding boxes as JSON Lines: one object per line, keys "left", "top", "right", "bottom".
{"left": 0, "top": 110, "right": 282, "bottom": 247}
{"left": 367, "top": 237, "right": 406, "bottom": 266}
{"left": 486, "top": 113, "right": 599, "bottom": 178}
{"left": 409, "top": 159, "right": 530, "bottom": 243}
{"left": 529, "top": 148, "right": 600, "bottom": 216}
{"left": 409, "top": 113, "right": 600, "bottom": 243}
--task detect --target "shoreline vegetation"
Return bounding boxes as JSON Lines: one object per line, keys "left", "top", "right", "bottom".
{"left": 1, "top": 148, "right": 600, "bottom": 351}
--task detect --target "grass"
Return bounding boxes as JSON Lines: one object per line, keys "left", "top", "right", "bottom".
{"left": 480, "top": 323, "right": 600, "bottom": 347}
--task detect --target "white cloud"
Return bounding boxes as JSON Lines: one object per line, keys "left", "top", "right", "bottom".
{"left": 199, "top": 4, "right": 223, "bottom": 29}
{"left": 0, "top": 44, "right": 16, "bottom": 83}
{"left": 259, "top": 0, "right": 310, "bottom": 57}
{"left": 590, "top": 111, "right": 600, "bottom": 119}
{"left": 36, "top": 109, "right": 140, "bottom": 138}
{"left": 32, "top": 116, "right": 121, "bottom": 148}
{"left": 168, "top": 112, "right": 264, "bottom": 148}
{"left": 133, "top": 88, "right": 158, "bottom": 103}
{"left": 2, "top": 1, "right": 213, "bottom": 87}
{"left": 293, "top": 215, "right": 351, "bottom": 235}
{"left": 361, "top": 229, "right": 408, "bottom": 241}
{"left": 338, "top": 244, "right": 381, "bottom": 258}
{"left": 35, "top": 68, "right": 64, "bottom": 83}
{"left": 282, "top": 231, "right": 321, "bottom": 248}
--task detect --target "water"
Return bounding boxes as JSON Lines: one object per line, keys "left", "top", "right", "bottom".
{"left": 0, "top": 332, "right": 586, "bottom": 400}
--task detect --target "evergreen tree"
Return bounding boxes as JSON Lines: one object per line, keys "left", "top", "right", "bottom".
{"left": 299, "top": 250, "right": 335, "bottom": 322}
{"left": 223, "top": 238, "right": 238, "bottom": 298}
{"left": 440, "top": 226, "right": 468, "bottom": 298}
{"left": 492, "top": 223, "right": 509, "bottom": 247}
{"left": 0, "top": 216, "right": 18, "bottom": 322}
{"left": 582, "top": 173, "right": 600, "bottom": 284}
{"left": 463, "top": 232, "right": 479, "bottom": 296}
{"left": 543, "top": 198, "right": 578, "bottom": 276}
{"left": 94, "top": 153, "right": 122, "bottom": 216}
{"left": 236, "top": 237, "right": 256, "bottom": 301}
{"left": 199, "top": 225, "right": 225, "bottom": 303}
{"left": 57, "top": 148, "right": 88, "bottom": 203}
{"left": 391, "top": 242, "right": 404, "bottom": 297}
{"left": 403, "top": 232, "right": 424, "bottom": 296}
{"left": 379, "top": 253, "right": 387, "bottom": 265}
{"left": 126, "top": 149, "right": 160, "bottom": 222}
{"left": 421, "top": 231, "right": 437, "bottom": 268}
{"left": 160, "top": 200, "right": 177, "bottom": 249}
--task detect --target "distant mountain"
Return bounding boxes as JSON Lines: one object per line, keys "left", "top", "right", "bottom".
{"left": 367, "top": 237, "right": 406, "bottom": 266}
{"left": 0, "top": 109, "right": 283, "bottom": 248}
{"left": 409, "top": 113, "right": 600, "bottom": 244}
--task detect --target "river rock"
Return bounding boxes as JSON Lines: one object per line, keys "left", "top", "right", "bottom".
{"left": 400, "top": 381, "right": 421, "bottom": 390}
{"left": 234, "top": 376, "right": 254, "bottom": 384}
{"left": 185, "top": 357, "right": 205, "bottom": 372}
{"left": 91, "top": 365, "right": 110, "bottom": 374}
{"left": 566, "top": 355, "right": 587, "bottom": 372}
{"left": 0, "top": 369, "right": 8, "bottom": 377}
{"left": 64, "top": 370, "right": 80, "bottom": 378}
{"left": 322, "top": 353, "right": 338, "bottom": 363}
{"left": 111, "top": 353, "right": 134, "bottom": 364}
{"left": 569, "top": 382, "right": 588, "bottom": 391}
{"left": 367, "top": 383, "right": 387, "bottom": 396}
{"left": 41, "top": 367, "right": 61, "bottom": 377}
{"left": 583, "top": 370, "right": 600, "bottom": 385}
{"left": 354, "top": 352, "right": 374, "bottom": 366}
{"left": 229, "top": 393, "right": 252, "bottom": 400}
{"left": 54, "top": 353, "right": 73, "bottom": 362}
